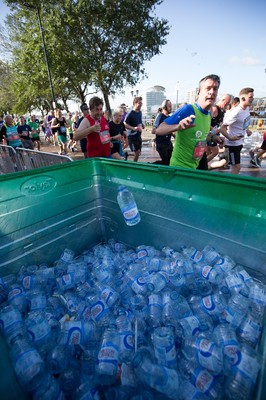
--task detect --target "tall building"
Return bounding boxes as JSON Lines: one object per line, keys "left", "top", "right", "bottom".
{"left": 187, "top": 89, "right": 197, "bottom": 104}
{"left": 146, "top": 85, "right": 166, "bottom": 114}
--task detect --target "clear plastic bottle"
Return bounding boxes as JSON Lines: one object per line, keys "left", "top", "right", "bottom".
{"left": 194, "top": 263, "right": 223, "bottom": 285}
{"left": 116, "top": 311, "right": 134, "bottom": 363}
{"left": 7, "top": 283, "right": 29, "bottom": 315}
{"left": 178, "top": 358, "right": 223, "bottom": 399}
{"left": 0, "top": 304, "right": 25, "bottom": 345}
{"left": 131, "top": 351, "right": 180, "bottom": 399}
{"left": 33, "top": 374, "right": 63, "bottom": 400}
{"left": 213, "top": 323, "right": 240, "bottom": 371}
{"left": 202, "top": 245, "right": 222, "bottom": 266}
{"left": 181, "top": 336, "right": 223, "bottom": 373}
{"left": 221, "top": 293, "right": 249, "bottom": 328}
{"left": 117, "top": 185, "right": 141, "bottom": 226}
{"left": 215, "top": 255, "right": 236, "bottom": 273}
{"left": 147, "top": 293, "right": 162, "bottom": 328}
{"left": 96, "top": 324, "right": 119, "bottom": 385}
{"left": 200, "top": 291, "right": 227, "bottom": 316}
{"left": 237, "top": 313, "right": 263, "bottom": 348}
{"left": 46, "top": 344, "right": 74, "bottom": 375}
{"left": 181, "top": 246, "right": 205, "bottom": 264}
{"left": 162, "top": 291, "right": 192, "bottom": 327}
{"left": 152, "top": 326, "right": 177, "bottom": 369}
{"left": 9, "top": 335, "right": 45, "bottom": 393}
{"left": 147, "top": 271, "right": 169, "bottom": 293}
{"left": 225, "top": 344, "right": 262, "bottom": 400}
{"left": 58, "top": 361, "right": 81, "bottom": 399}
{"left": 24, "top": 311, "right": 55, "bottom": 357}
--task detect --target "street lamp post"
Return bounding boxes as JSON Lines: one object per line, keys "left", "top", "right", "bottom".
{"left": 23, "top": 3, "right": 56, "bottom": 109}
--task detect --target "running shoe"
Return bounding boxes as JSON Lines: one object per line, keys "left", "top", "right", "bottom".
{"left": 250, "top": 160, "right": 259, "bottom": 168}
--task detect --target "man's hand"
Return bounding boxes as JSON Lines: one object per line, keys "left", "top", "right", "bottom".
{"left": 178, "top": 114, "right": 196, "bottom": 130}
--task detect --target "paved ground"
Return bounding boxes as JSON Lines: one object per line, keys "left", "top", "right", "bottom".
{"left": 41, "top": 135, "right": 266, "bottom": 179}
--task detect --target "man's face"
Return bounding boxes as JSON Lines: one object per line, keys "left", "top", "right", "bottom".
{"left": 220, "top": 96, "right": 231, "bottom": 109}
{"left": 82, "top": 106, "right": 89, "bottom": 117}
{"left": 198, "top": 79, "right": 219, "bottom": 110}
{"left": 91, "top": 104, "right": 103, "bottom": 121}
{"left": 134, "top": 100, "right": 142, "bottom": 111}
{"left": 245, "top": 92, "right": 254, "bottom": 107}
{"left": 19, "top": 117, "right": 25, "bottom": 125}
{"left": 166, "top": 101, "right": 172, "bottom": 114}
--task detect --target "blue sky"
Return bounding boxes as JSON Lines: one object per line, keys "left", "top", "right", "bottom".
{"left": 1, "top": 0, "right": 266, "bottom": 110}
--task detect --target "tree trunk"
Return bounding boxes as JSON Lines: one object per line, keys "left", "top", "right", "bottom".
{"left": 103, "top": 92, "right": 112, "bottom": 117}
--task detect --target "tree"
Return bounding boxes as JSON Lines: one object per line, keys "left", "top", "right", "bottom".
{"left": 0, "top": 60, "right": 16, "bottom": 114}
{"left": 4, "top": 0, "right": 170, "bottom": 114}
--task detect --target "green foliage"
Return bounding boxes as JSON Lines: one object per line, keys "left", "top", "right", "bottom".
{"left": 3, "top": 0, "right": 169, "bottom": 114}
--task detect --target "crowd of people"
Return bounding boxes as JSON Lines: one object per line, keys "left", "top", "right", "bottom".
{"left": 0, "top": 73, "right": 265, "bottom": 174}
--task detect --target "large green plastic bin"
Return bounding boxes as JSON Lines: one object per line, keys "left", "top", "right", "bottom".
{"left": 0, "top": 158, "right": 265, "bottom": 399}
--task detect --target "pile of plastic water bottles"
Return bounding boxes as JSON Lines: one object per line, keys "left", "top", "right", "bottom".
{"left": 0, "top": 240, "right": 265, "bottom": 400}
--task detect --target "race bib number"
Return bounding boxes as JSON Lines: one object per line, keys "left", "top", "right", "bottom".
{"left": 193, "top": 141, "right": 206, "bottom": 159}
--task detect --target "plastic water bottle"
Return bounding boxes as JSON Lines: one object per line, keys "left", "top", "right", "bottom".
{"left": 237, "top": 313, "right": 263, "bottom": 348}
{"left": 116, "top": 311, "right": 134, "bottom": 362}
{"left": 248, "top": 281, "right": 266, "bottom": 306}
{"left": 181, "top": 246, "right": 205, "bottom": 264}
{"left": 9, "top": 335, "right": 45, "bottom": 393}
{"left": 117, "top": 185, "right": 141, "bottom": 226}
{"left": 148, "top": 271, "right": 169, "bottom": 293}
{"left": 225, "top": 344, "right": 262, "bottom": 400}
{"left": 0, "top": 304, "right": 25, "bottom": 345}
{"left": 202, "top": 245, "right": 222, "bottom": 266}
{"left": 181, "top": 336, "right": 223, "bottom": 373}
{"left": 46, "top": 344, "right": 74, "bottom": 375}
{"left": 194, "top": 263, "right": 223, "bottom": 285}
{"left": 131, "top": 351, "right": 180, "bottom": 399}
{"left": 58, "top": 361, "right": 81, "bottom": 398}
{"left": 33, "top": 374, "right": 63, "bottom": 400}
{"left": 221, "top": 293, "right": 249, "bottom": 328}
{"left": 7, "top": 283, "right": 29, "bottom": 315}
{"left": 162, "top": 291, "right": 192, "bottom": 327}
{"left": 213, "top": 324, "right": 240, "bottom": 370}
{"left": 24, "top": 311, "right": 54, "bottom": 357}
{"left": 215, "top": 255, "right": 236, "bottom": 273}
{"left": 73, "top": 381, "right": 101, "bottom": 400}
{"left": 152, "top": 326, "right": 177, "bottom": 369}
{"left": 200, "top": 291, "right": 227, "bottom": 316}
{"left": 97, "top": 324, "right": 119, "bottom": 385}
{"left": 147, "top": 293, "right": 162, "bottom": 328}
{"left": 0, "top": 278, "right": 8, "bottom": 304}
{"left": 60, "top": 319, "right": 99, "bottom": 347}
{"left": 178, "top": 357, "right": 223, "bottom": 399}
{"left": 29, "top": 290, "right": 47, "bottom": 311}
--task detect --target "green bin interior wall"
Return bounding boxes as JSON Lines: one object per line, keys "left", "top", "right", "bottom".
{"left": 0, "top": 158, "right": 265, "bottom": 275}
{"left": 0, "top": 159, "right": 265, "bottom": 400}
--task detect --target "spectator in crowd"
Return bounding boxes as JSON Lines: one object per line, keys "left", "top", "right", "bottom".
{"left": 17, "top": 116, "right": 34, "bottom": 149}
{"left": 120, "top": 103, "right": 128, "bottom": 122}
{"left": 28, "top": 114, "right": 41, "bottom": 151}
{"left": 51, "top": 109, "right": 68, "bottom": 155}
{"left": 152, "top": 99, "right": 174, "bottom": 165}
{"left": 124, "top": 96, "right": 144, "bottom": 162}
{"left": 250, "top": 130, "right": 266, "bottom": 167}
{"left": 77, "top": 103, "right": 89, "bottom": 158}
{"left": 207, "top": 93, "right": 232, "bottom": 163}
{"left": 109, "top": 108, "right": 128, "bottom": 160}
{"left": 0, "top": 114, "right": 23, "bottom": 149}
{"left": 219, "top": 87, "right": 254, "bottom": 174}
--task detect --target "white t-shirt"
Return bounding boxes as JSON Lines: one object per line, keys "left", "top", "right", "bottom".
{"left": 223, "top": 105, "right": 251, "bottom": 146}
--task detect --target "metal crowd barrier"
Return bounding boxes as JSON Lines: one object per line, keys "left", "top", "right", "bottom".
{"left": 0, "top": 145, "right": 73, "bottom": 174}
